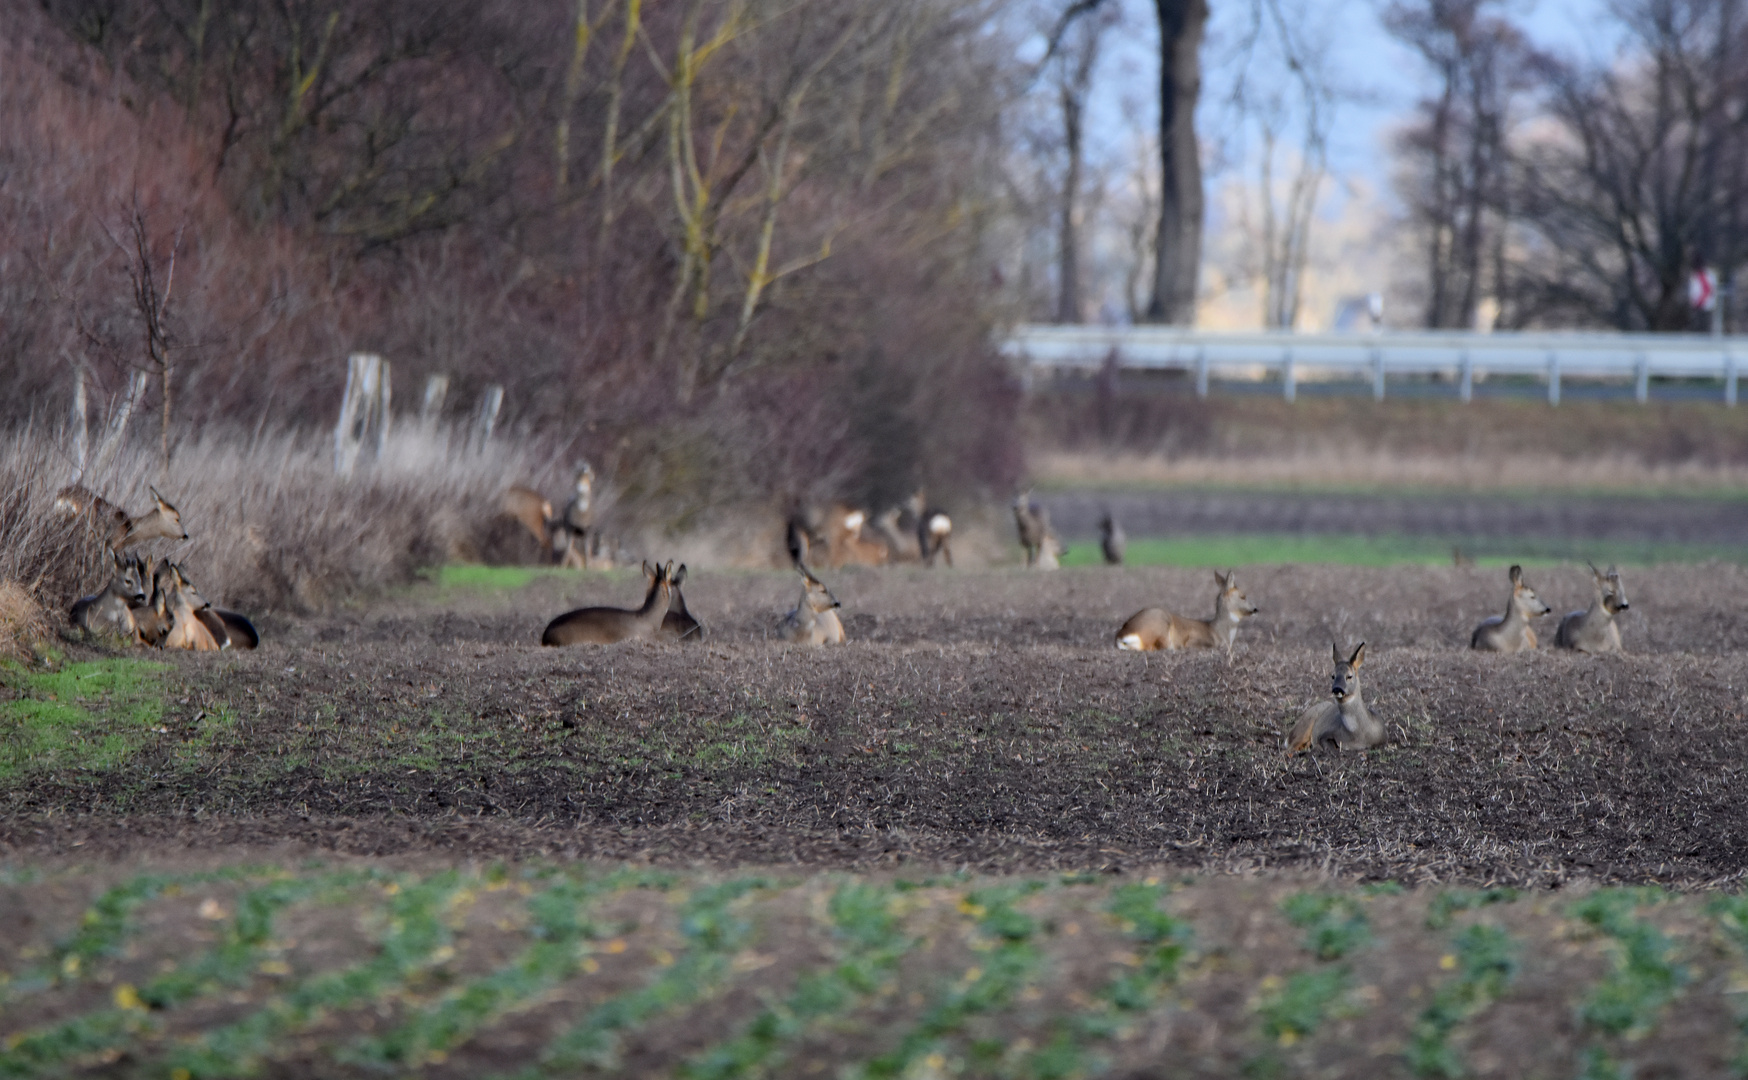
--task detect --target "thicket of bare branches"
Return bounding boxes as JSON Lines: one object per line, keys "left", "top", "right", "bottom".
{"left": 1390, "top": 0, "right": 1748, "bottom": 331}
{"left": 1, "top": 0, "right": 1023, "bottom": 520}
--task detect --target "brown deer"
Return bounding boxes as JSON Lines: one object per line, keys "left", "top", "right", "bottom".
{"left": 823, "top": 505, "right": 889, "bottom": 569}
{"left": 1116, "top": 570, "right": 1259, "bottom": 654}
{"left": 1286, "top": 642, "right": 1384, "bottom": 755}
{"left": 549, "top": 463, "right": 597, "bottom": 568}
{"left": 69, "top": 551, "right": 147, "bottom": 640}
{"left": 781, "top": 564, "right": 845, "bottom": 645}
{"left": 1012, "top": 493, "right": 1063, "bottom": 569}
{"left": 56, "top": 485, "right": 188, "bottom": 550}
{"left": 130, "top": 558, "right": 172, "bottom": 646}
{"left": 1471, "top": 565, "right": 1552, "bottom": 652}
{"left": 1554, "top": 563, "right": 1629, "bottom": 654}
{"left": 161, "top": 564, "right": 223, "bottom": 652}
{"left": 501, "top": 485, "right": 553, "bottom": 549}
{"left": 660, "top": 564, "right": 704, "bottom": 641}
{"left": 1100, "top": 513, "right": 1126, "bottom": 565}
{"left": 541, "top": 561, "right": 672, "bottom": 646}
{"left": 918, "top": 507, "right": 953, "bottom": 568}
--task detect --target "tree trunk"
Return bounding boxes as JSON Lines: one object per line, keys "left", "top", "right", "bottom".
{"left": 1057, "top": 85, "right": 1084, "bottom": 324}
{"left": 1146, "top": 0, "right": 1208, "bottom": 325}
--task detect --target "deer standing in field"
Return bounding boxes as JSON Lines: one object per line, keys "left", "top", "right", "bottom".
{"left": 1013, "top": 492, "right": 1063, "bottom": 569}
{"left": 824, "top": 505, "right": 889, "bottom": 568}
{"left": 69, "top": 551, "right": 147, "bottom": 640}
{"left": 918, "top": 505, "right": 953, "bottom": 568}
{"left": 660, "top": 563, "right": 704, "bottom": 641}
{"left": 55, "top": 485, "right": 188, "bottom": 550}
{"left": 541, "top": 561, "right": 672, "bottom": 646}
{"left": 501, "top": 485, "right": 553, "bottom": 550}
{"left": 551, "top": 463, "right": 597, "bottom": 568}
{"left": 782, "top": 564, "right": 845, "bottom": 645}
{"left": 1100, "top": 513, "right": 1126, "bottom": 565}
{"left": 1471, "top": 564, "right": 1552, "bottom": 652}
{"left": 1555, "top": 563, "right": 1629, "bottom": 654}
{"left": 1286, "top": 642, "right": 1384, "bottom": 755}
{"left": 1116, "top": 570, "right": 1259, "bottom": 654}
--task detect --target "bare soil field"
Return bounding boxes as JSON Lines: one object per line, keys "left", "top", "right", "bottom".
{"left": 5, "top": 564, "right": 1748, "bottom": 884}
{"left": 7, "top": 565, "right": 1748, "bottom": 1076}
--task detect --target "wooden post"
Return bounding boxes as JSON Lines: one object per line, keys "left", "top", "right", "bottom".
{"left": 1546, "top": 351, "right": 1561, "bottom": 407}
{"left": 421, "top": 374, "right": 450, "bottom": 424}
{"left": 1282, "top": 348, "right": 1295, "bottom": 403}
{"left": 1371, "top": 347, "right": 1385, "bottom": 401}
{"left": 1634, "top": 354, "right": 1649, "bottom": 404}
{"left": 334, "top": 352, "right": 384, "bottom": 476}
{"left": 1458, "top": 350, "right": 1473, "bottom": 403}
{"left": 70, "top": 366, "right": 88, "bottom": 477}
{"left": 473, "top": 384, "right": 505, "bottom": 451}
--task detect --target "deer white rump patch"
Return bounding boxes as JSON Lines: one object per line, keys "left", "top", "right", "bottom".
{"left": 843, "top": 511, "right": 865, "bottom": 530}
{"left": 1117, "top": 634, "right": 1143, "bottom": 651}
{"left": 928, "top": 514, "right": 951, "bottom": 535}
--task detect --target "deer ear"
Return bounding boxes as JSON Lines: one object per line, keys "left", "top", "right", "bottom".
{"left": 671, "top": 564, "right": 687, "bottom": 586}
{"left": 1332, "top": 641, "right": 1343, "bottom": 665}
{"left": 1349, "top": 642, "right": 1366, "bottom": 667}
{"left": 1214, "top": 570, "right": 1227, "bottom": 587}
{"left": 1606, "top": 564, "right": 1618, "bottom": 577}
{"left": 1509, "top": 564, "right": 1523, "bottom": 584}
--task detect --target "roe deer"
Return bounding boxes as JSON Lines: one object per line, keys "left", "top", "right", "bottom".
{"left": 1471, "top": 564, "right": 1551, "bottom": 652}
{"left": 1100, "top": 513, "right": 1126, "bottom": 565}
{"left": 502, "top": 485, "right": 553, "bottom": 549}
{"left": 824, "top": 505, "right": 888, "bottom": 568}
{"left": 918, "top": 507, "right": 953, "bottom": 568}
{"left": 660, "top": 563, "right": 704, "bottom": 641}
{"left": 56, "top": 485, "right": 188, "bottom": 550}
{"left": 551, "top": 463, "right": 597, "bottom": 567}
{"left": 161, "top": 564, "right": 223, "bottom": 652}
{"left": 1286, "top": 642, "right": 1384, "bottom": 755}
{"left": 541, "top": 561, "right": 671, "bottom": 646}
{"left": 782, "top": 564, "right": 845, "bottom": 645}
{"left": 130, "top": 558, "right": 178, "bottom": 646}
{"left": 163, "top": 563, "right": 257, "bottom": 650}
{"left": 1116, "top": 570, "right": 1259, "bottom": 654}
{"left": 69, "top": 551, "right": 146, "bottom": 640}
{"left": 1013, "top": 493, "right": 1064, "bottom": 569}
{"left": 1555, "top": 563, "right": 1629, "bottom": 654}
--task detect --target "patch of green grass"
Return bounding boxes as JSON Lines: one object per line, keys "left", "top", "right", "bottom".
{"left": 0, "top": 658, "right": 169, "bottom": 780}
{"left": 1281, "top": 892, "right": 1371, "bottom": 961}
{"left": 1406, "top": 923, "right": 1519, "bottom": 1077}
{"left": 431, "top": 564, "right": 587, "bottom": 591}
{"left": 1571, "top": 889, "right": 1688, "bottom": 1042}
{"left": 1426, "top": 888, "right": 1519, "bottom": 930}
{"left": 1055, "top": 534, "right": 1748, "bottom": 568}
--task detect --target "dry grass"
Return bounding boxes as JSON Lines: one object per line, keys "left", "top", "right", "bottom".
{"left": 0, "top": 581, "right": 47, "bottom": 661}
{"left": 0, "top": 426, "right": 560, "bottom": 617}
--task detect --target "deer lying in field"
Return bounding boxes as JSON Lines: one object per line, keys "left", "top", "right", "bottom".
{"left": 541, "top": 561, "right": 671, "bottom": 646}
{"left": 1286, "top": 642, "right": 1384, "bottom": 755}
{"left": 1471, "top": 564, "right": 1551, "bottom": 652}
{"left": 1116, "top": 570, "right": 1259, "bottom": 654}
{"left": 69, "top": 551, "right": 147, "bottom": 640}
{"left": 1555, "top": 563, "right": 1628, "bottom": 654}
{"left": 55, "top": 485, "right": 189, "bottom": 550}
{"left": 660, "top": 563, "right": 704, "bottom": 641}
{"left": 161, "top": 564, "right": 223, "bottom": 652}
{"left": 1012, "top": 493, "right": 1063, "bottom": 569}
{"left": 782, "top": 564, "right": 845, "bottom": 646}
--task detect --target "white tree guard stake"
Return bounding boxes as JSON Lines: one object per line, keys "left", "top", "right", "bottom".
{"left": 420, "top": 374, "right": 450, "bottom": 426}
{"left": 70, "top": 366, "right": 88, "bottom": 477}
{"left": 93, "top": 372, "right": 148, "bottom": 476}
{"left": 473, "top": 384, "right": 505, "bottom": 452}
{"left": 335, "top": 352, "right": 388, "bottom": 477}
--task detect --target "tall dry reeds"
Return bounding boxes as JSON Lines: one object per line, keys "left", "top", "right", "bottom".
{"left": 0, "top": 425, "right": 559, "bottom": 618}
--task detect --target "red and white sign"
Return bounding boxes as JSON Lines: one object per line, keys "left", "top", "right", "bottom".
{"left": 1690, "top": 268, "right": 1718, "bottom": 312}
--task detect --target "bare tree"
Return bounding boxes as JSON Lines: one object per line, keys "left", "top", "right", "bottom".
{"left": 116, "top": 206, "right": 184, "bottom": 478}
{"left": 1048, "top": 5, "right": 1116, "bottom": 323}
{"left": 1386, "top": 0, "right": 1528, "bottom": 328}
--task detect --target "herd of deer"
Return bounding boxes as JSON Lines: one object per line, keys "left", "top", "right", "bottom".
{"left": 54, "top": 485, "right": 258, "bottom": 651}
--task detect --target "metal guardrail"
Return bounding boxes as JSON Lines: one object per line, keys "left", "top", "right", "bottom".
{"left": 1001, "top": 325, "right": 1746, "bottom": 405}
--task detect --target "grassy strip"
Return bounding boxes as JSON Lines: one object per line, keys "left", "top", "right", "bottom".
{"left": 1019, "top": 882, "right": 1193, "bottom": 1079}
{"left": 343, "top": 869, "right": 673, "bottom": 1069}
{"left": 1404, "top": 923, "right": 1519, "bottom": 1077}
{"left": 1425, "top": 888, "right": 1519, "bottom": 931}
{"left": 1570, "top": 889, "right": 1689, "bottom": 1079}
{"left": 1704, "top": 896, "right": 1748, "bottom": 1076}
{"left": 0, "top": 658, "right": 169, "bottom": 781}
{"left": 161, "top": 872, "right": 466, "bottom": 1079}
{"left": 507, "top": 877, "right": 771, "bottom": 1077}
{"left": 677, "top": 881, "right": 914, "bottom": 1080}
{"left": 0, "top": 871, "right": 358, "bottom": 1077}
{"left": 1056, "top": 534, "right": 1748, "bottom": 569}
{"left": 1248, "top": 890, "right": 1375, "bottom": 1066}
{"left": 849, "top": 884, "right": 1048, "bottom": 1079}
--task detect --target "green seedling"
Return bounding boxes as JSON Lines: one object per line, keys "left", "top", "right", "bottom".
{"left": 1426, "top": 888, "right": 1519, "bottom": 930}
{"left": 1571, "top": 889, "right": 1688, "bottom": 1044}
{"left": 1405, "top": 923, "right": 1518, "bottom": 1078}
{"left": 1282, "top": 892, "right": 1371, "bottom": 961}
